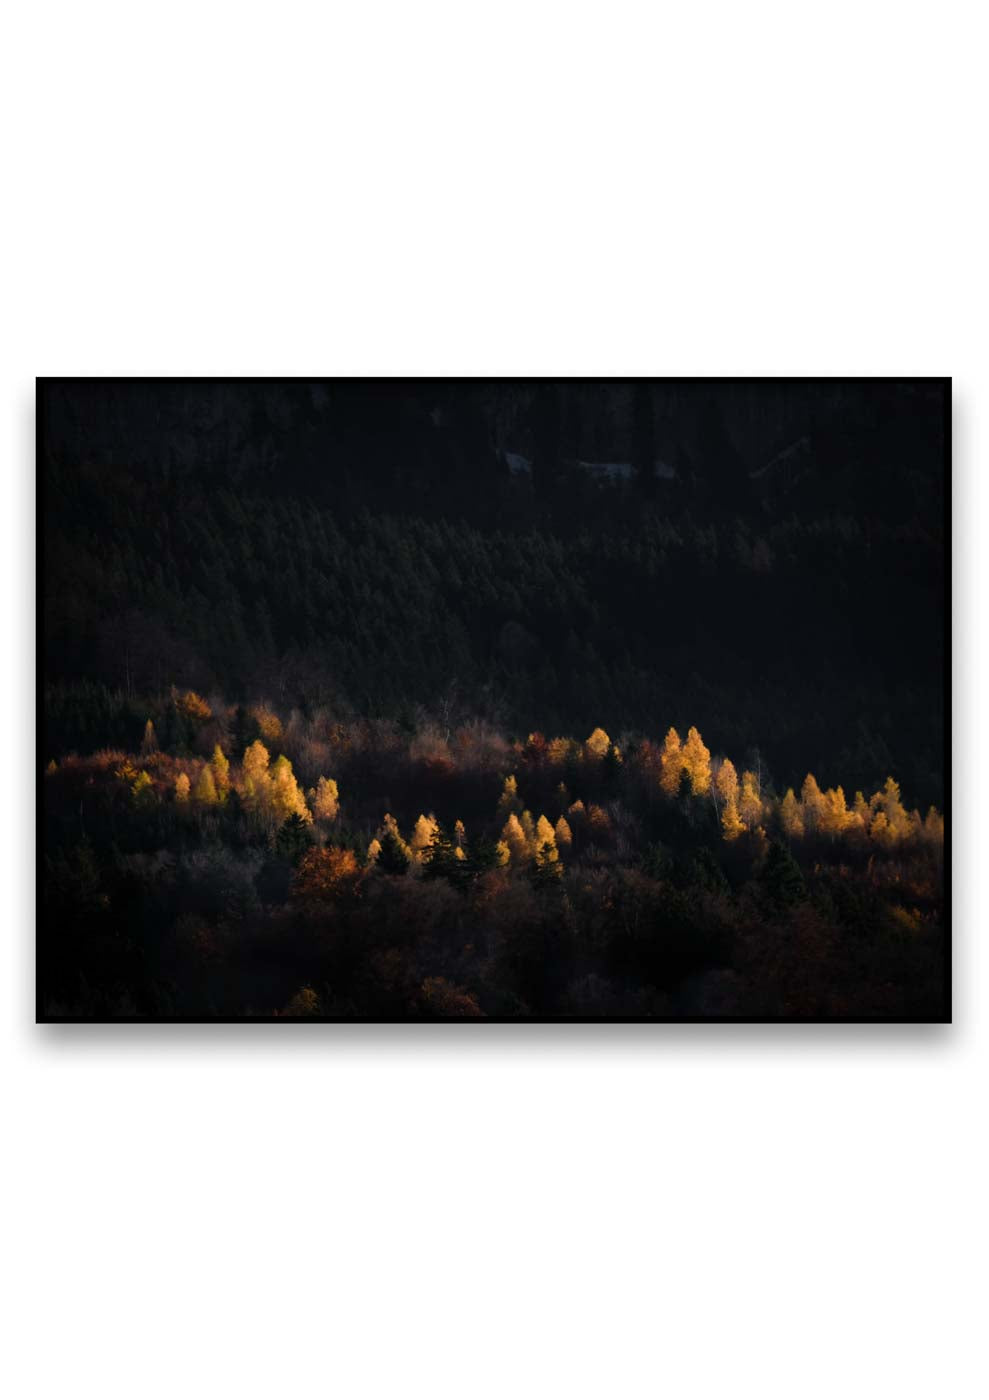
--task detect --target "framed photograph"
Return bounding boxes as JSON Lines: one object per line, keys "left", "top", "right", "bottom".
{"left": 38, "top": 378, "right": 949, "bottom": 1022}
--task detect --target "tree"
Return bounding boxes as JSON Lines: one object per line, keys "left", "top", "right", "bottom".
{"left": 739, "top": 771, "right": 762, "bottom": 828}
{"left": 271, "top": 754, "right": 311, "bottom": 823}
{"left": 715, "top": 758, "right": 739, "bottom": 812}
{"left": 781, "top": 788, "right": 804, "bottom": 839}
{"left": 311, "top": 775, "right": 340, "bottom": 821}
{"left": 174, "top": 772, "right": 190, "bottom": 803}
{"left": 801, "top": 773, "right": 825, "bottom": 833}
{"left": 292, "top": 846, "right": 363, "bottom": 905}
{"left": 132, "top": 769, "right": 155, "bottom": 806}
{"left": 140, "top": 719, "right": 158, "bottom": 756}
{"left": 762, "top": 841, "right": 806, "bottom": 906}
{"left": 276, "top": 813, "right": 312, "bottom": 865}
{"left": 554, "top": 815, "right": 573, "bottom": 849}
{"left": 376, "top": 828, "right": 411, "bottom": 875}
{"left": 501, "top": 812, "right": 529, "bottom": 864}
{"left": 242, "top": 740, "right": 271, "bottom": 807}
{"left": 820, "top": 786, "right": 850, "bottom": 840}
{"left": 659, "top": 727, "right": 684, "bottom": 796}
{"left": 193, "top": 764, "right": 218, "bottom": 805}
{"left": 682, "top": 726, "right": 712, "bottom": 796}
{"left": 497, "top": 775, "right": 522, "bottom": 819}
{"left": 410, "top": 813, "right": 440, "bottom": 863}
{"left": 211, "top": 744, "right": 230, "bottom": 801}
{"left": 585, "top": 726, "right": 611, "bottom": 760}
{"left": 423, "top": 823, "right": 465, "bottom": 884}
{"left": 721, "top": 796, "right": 746, "bottom": 841}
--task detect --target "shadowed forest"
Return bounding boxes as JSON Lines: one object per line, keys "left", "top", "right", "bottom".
{"left": 40, "top": 380, "right": 948, "bottom": 1020}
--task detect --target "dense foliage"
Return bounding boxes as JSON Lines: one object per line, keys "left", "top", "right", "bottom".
{"left": 41, "top": 701, "right": 945, "bottom": 1020}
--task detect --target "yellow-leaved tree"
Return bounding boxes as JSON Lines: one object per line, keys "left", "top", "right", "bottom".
{"left": 410, "top": 813, "right": 439, "bottom": 863}
{"left": 501, "top": 812, "right": 529, "bottom": 864}
{"left": 721, "top": 797, "right": 746, "bottom": 842}
{"left": 781, "top": 788, "right": 804, "bottom": 839}
{"left": 311, "top": 776, "right": 339, "bottom": 822}
{"left": 242, "top": 740, "right": 271, "bottom": 809}
{"left": 211, "top": 744, "right": 230, "bottom": 802}
{"left": 554, "top": 815, "right": 573, "bottom": 849}
{"left": 801, "top": 774, "right": 825, "bottom": 833}
{"left": 682, "top": 726, "right": 712, "bottom": 796}
{"left": 715, "top": 758, "right": 739, "bottom": 812}
{"left": 659, "top": 727, "right": 684, "bottom": 796}
{"left": 271, "top": 755, "right": 311, "bottom": 823}
{"left": 739, "top": 771, "right": 762, "bottom": 828}
{"left": 496, "top": 775, "right": 522, "bottom": 819}
{"left": 585, "top": 727, "right": 611, "bottom": 760}
{"left": 174, "top": 772, "right": 191, "bottom": 803}
{"left": 194, "top": 764, "right": 218, "bottom": 805}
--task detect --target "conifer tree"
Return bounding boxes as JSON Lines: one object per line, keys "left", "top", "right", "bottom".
{"left": 242, "top": 740, "right": 271, "bottom": 807}
{"left": 194, "top": 764, "right": 218, "bottom": 805}
{"left": 659, "top": 727, "right": 684, "bottom": 796}
{"left": 174, "top": 772, "right": 191, "bottom": 803}
{"left": 377, "top": 828, "right": 411, "bottom": 875}
{"left": 501, "top": 812, "right": 529, "bottom": 864}
{"left": 715, "top": 758, "right": 739, "bottom": 812}
{"left": 781, "top": 787, "right": 804, "bottom": 839}
{"left": 211, "top": 744, "right": 230, "bottom": 801}
{"left": 496, "top": 775, "right": 522, "bottom": 819}
{"left": 721, "top": 796, "right": 746, "bottom": 841}
{"left": 554, "top": 815, "right": 573, "bottom": 849}
{"left": 276, "top": 813, "right": 312, "bottom": 865}
{"left": 410, "top": 813, "right": 440, "bottom": 863}
{"left": 762, "top": 841, "right": 806, "bottom": 906}
{"left": 682, "top": 726, "right": 712, "bottom": 796}
{"left": 141, "top": 719, "right": 158, "bottom": 756}
{"left": 585, "top": 727, "right": 611, "bottom": 760}
{"left": 271, "top": 755, "right": 311, "bottom": 823}
{"left": 739, "top": 771, "right": 762, "bottom": 828}
{"left": 801, "top": 773, "right": 825, "bottom": 832}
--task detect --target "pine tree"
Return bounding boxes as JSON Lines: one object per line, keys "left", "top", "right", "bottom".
{"left": 377, "top": 828, "right": 411, "bottom": 875}
{"left": 762, "top": 841, "right": 806, "bottom": 906}
{"left": 276, "top": 813, "right": 312, "bottom": 865}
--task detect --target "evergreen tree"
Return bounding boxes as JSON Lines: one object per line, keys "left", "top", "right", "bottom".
{"left": 377, "top": 827, "right": 411, "bottom": 875}
{"left": 762, "top": 841, "right": 806, "bottom": 906}
{"left": 276, "top": 813, "right": 312, "bottom": 865}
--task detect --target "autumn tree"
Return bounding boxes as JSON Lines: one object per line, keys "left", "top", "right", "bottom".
{"left": 501, "top": 812, "right": 529, "bottom": 864}
{"left": 781, "top": 788, "right": 804, "bottom": 840}
{"left": 682, "top": 727, "right": 712, "bottom": 796}
{"left": 211, "top": 744, "right": 230, "bottom": 802}
{"left": 721, "top": 796, "right": 746, "bottom": 842}
{"left": 585, "top": 727, "right": 611, "bottom": 761}
{"left": 193, "top": 764, "right": 218, "bottom": 806}
{"left": 739, "top": 771, "right": 762, "bottom": 828}
{"left": 271, "top": 755, "right": 311, "bottom": 823}
{"left": 659, "top": 727, "right": 684, "bottom": 796}
{"left": 310, "top": 776, "right": 340, "bottom": 822}
{"left": 801, "top": 774, "right": 825, "bottom": 833}
{"left": 410, "top": 813, "right": 440, "bottom": 863}
{"left": 554, "top": 815, "right": 573, "bottom": 850}
{"left": 292, "top": 846, "right": 364, "bottom": 906}
{"left": 140, "top": 719, "right": 158, "bottom": 756}
{"left": 715, "top": 758, "right": 739, "bottom": 813}
{"left": 497, "top": 774, "right": 522, "bottom": 819}
{"left": 174, "top": 772, "right": 191, "bottom": 803}
{"left": 242, "top": 740, "right": 271, "bottom": 808}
